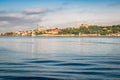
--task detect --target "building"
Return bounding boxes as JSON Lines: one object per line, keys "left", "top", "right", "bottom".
{"left": 47, "top": 29, "right": 60, "bottom": 34}
{"left": 81, "top": 24, "right": 89, "bottom": 28}
{"left": 75, "top": 23, "right": 89, "bottom": 28}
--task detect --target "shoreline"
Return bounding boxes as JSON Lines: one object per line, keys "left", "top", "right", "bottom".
{"left": 1, "top": 24, "right": 120, "bottom": 37}
{"left": 0, "top": 34, "right": 120, "bottom": 37}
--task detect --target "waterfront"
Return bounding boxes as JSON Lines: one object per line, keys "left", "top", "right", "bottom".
{"left": 0, "top": 37, "right": 120, "bottom": 80}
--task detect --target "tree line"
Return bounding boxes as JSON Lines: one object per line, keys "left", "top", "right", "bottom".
{"left": 58, "top": 25, "right": 120, "bottom": 35}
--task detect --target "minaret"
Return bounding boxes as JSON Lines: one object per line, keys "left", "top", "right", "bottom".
{"left": 32, "top": 30, "right": 35, "bottom": 36}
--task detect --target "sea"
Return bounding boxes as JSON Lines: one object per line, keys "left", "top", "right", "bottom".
{"left": 0, "top": 36, "right": 120, "bottom": 80}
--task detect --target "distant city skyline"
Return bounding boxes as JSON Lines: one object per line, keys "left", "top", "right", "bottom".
{"left": 0, "top": 0, "right": 120, "bottom": 32}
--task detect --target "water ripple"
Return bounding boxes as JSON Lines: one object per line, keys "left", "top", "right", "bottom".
{"left": 27, "top": 60, "right": 63, "bottom": 64}
{"left": 0, "top": 76, "right": 59, "bottom": 80}
{"left": 0, "top": 37, "right": 120, "bottom": 80}
{"left": 54, "top": 62, "right": 94, "bottom": 66}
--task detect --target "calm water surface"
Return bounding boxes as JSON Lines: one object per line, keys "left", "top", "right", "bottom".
{"left": 0, "top": 36, "right": 120, "bottom": 80}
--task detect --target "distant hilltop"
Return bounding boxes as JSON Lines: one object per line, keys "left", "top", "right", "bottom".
{"left": 0, "top": 24, "right": 120, "bottom": 36}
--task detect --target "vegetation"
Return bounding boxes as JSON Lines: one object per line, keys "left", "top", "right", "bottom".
{"left": 59, "top": 28, "right": 80, "bottom": 35}
{"left": 0, "top": 24, "right": 120, "bottom": 36}
{"left": 4, "top": 32, "right": 14, "bottom": 36}
{"left": 59, "top": 25, "right": 120, "bottom": 36}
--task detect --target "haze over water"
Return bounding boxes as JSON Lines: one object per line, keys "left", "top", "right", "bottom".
{"left": 0, "top": 36, "right": 120, "bottom": 80}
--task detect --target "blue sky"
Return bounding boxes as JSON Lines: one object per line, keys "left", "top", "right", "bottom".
{"left": 0, "top": 0, "right": 120, "bottom": 32}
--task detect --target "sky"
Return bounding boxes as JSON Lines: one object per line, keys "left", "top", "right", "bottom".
{"left": 0, "top": 0, "right": 120, "bottom": 32}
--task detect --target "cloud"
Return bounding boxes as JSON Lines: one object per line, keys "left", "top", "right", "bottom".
{"left": 0, "top": 13, "right": 26, "bottom": 25}
{"left": 0, "top": 10, "right": 45, "bottom": 24}
{"left": 2, "top": 7, "right": 63, "bottom": 30}
{"left": 0, "top": 13, "right": 24, "bottom": 19}
{"left": 0, "top": 14, "right": 42, "bottom": 27}
{"left": 23, "top": 8, "right": 49, "bottom": 15}
{"left": 0, "top": 7, "right": 66, "bottom": 30}
{"left": 0, "top": 16, "right": 21, "bottom": 22}
{"left": 0, "top": 9, "right": 45, "bottom": 32}
{"left": 0, "top": 21, "right": 9, "bottom": 25}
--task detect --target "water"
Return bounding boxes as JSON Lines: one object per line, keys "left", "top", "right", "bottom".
{"left": 0, "top": 36, "right": 120, "bottom": 80}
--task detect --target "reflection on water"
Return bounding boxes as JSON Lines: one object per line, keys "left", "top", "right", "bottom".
{"left": 0, "top": 36, "right": 120, "bottom": 80}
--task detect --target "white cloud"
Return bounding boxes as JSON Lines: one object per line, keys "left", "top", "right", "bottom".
{"left": 0, "top": 21, "right": 9, "bottom": 25}
{"left": 39, "top": 10, "right": 81, "bottom": 26}
{"left": 23, "top": 8, "right": 49, "bottom": 15}
{"left": 0, "top": 13, "right": 24, "bottom": 18}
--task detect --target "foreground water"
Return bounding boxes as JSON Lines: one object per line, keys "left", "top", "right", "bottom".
{"left": 0, "top": 36, "right": 120, "bottom": 80}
